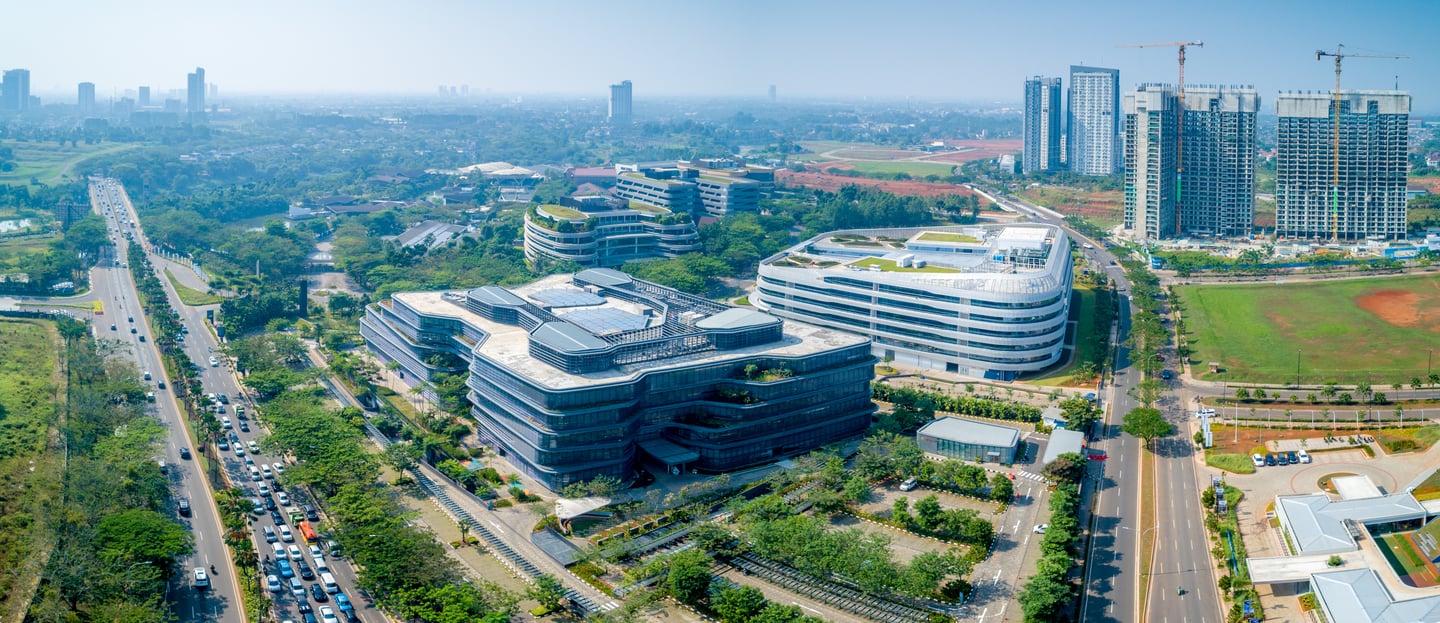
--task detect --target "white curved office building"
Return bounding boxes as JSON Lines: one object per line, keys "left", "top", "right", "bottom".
{"left": 753, "top": 224, "right": 1072, "bottom": 380}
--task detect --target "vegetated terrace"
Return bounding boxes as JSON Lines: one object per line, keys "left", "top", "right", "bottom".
{"left": 849, "top": 257, "right": 961, "bottom": 273}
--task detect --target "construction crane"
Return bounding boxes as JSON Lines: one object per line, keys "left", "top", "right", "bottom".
{"left": 1315, "top": 44, "right": 1407, "bottom": 240}
{"left": 1119, "top": 41, "right": 1203, "bottom": 237}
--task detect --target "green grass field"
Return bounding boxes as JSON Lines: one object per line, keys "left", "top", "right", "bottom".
{"left": 0, "top": 320, "right": 61, "bottom": 616}
{"left": 1028, "top": 285, "right": 1109, "bottom": 387}
{"left": 164, "top": 269, "right": 225, "bottom": 306}
{"left": 1177, "top": 274, "right": 1440, "bottom": 384}
{"left": 1205, "top": 453, "right": 1257, "bottom": 474}
{"left": 0, "top": 141, "right": 137, "bottom": 186}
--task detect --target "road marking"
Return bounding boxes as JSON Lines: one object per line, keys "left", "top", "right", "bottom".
{"left": 993, "top": 569, "right": 1002, "bottom": 585}
{"left": 1012, "top": 520, "right": 1020, "bottom": 533}
{"left": 978, "top": 607, "right": 988, "bottom": 622}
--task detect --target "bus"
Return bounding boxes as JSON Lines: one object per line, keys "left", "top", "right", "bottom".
{"left": 92, "top": 300, "right": 103, "bottom": 315}
{"left": 298, "top": 520, "right": 319, "bottom": 544}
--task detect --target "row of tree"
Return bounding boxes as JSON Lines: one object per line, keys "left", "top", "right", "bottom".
{"left": 871, "top": 383, "right": 1044, "bottom": 425}
{"left": 256, "top": 388, "right": 516, "bottom": 619}
{"left": 1015, "top": 482, "right": 1082, "bottom": 622}
{"left": 26, "top": 319, "right": 193, "bottom": 621}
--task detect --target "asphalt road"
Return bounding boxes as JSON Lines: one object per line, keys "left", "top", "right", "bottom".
{"left": 979, "top": 189, "right": 1144, "bottom": 623}
{"left": 87, "top": 180, "right": 245, "bottom": 623}
{"left": 96, "top": 178, "right": 376, "bottom": 623}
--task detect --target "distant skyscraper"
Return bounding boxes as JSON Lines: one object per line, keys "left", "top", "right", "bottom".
{"left": 1123, "top": 85, "right": 1179, "bottom": 241}
{"left": 209, "top": 83, "right": 217, "bottom": 100}
{"left": 769, "top": 84, "right": 777, "bottom": 101}
{"left": 460, "top": 84, "right": 469, "bottom": 97}
{"left": 1068, "top": 65, "right": 1120, "bottom": 176}
{"left": 1181, "top": 86, "right": 1259, "bottom": 237}
{"left": 609, "top": 80, "right": 633, "bottom": 122}
{"left": 186, "top": 67, "right": 206, "bottom": 118}
{"left": 138, "top": 86, "right": 150, "bottom": 107}
{"left": 1023, "top": 76, "right": 1063, "bottom": 174}
{"left": 2, "top": 69, "right": 32, "bottom": 113}
{"left": 1276, "top": 90, "right": 1410, "bottom": 241}
{"left": 77, "top": 82, "right": 96, "bottom": 116}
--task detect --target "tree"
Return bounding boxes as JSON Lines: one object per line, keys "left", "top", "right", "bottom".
{"left": 667, "top": 549, "right": 713, "bottom": 605}
{"left": 1058, "top": 396, "right": 1100, "bottom": 431}
{"left": 527, "top": 574, "right": 566, "bottom": 612}
{"left": 1122, "top": 407, "right": 1173, "bottom": 448}
{"left": 843, "top": 475, "right": 872, "bottom": 504}
{"left": 1234, "top": 387, "right": 1251, "bottom": 402}
{"left": 892, "top": 496, "right": 910, "bottom": 523}
{"left": 382, "top": 441, "right": 422, "bottom": 474}
{"left": 1042, "top": 452, "right": 1086, "bottom": 484}
{"left": 95, "top": 509, "right": 195, "bottom": 578}
{"left": 1016, "top": 574, "right": 1072, "bottom": 622}
{"left": 713, "top": 586, "right": 768, "bottom": 623}
{"left": 914, "top": 494, "right": 945, "bottom": 531}
{"left": 989, "top": 472, "right": 1014, "bottom": 503}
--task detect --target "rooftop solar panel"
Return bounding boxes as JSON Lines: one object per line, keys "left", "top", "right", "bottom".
{"left": 560, "top": 307, "right": 648, "bottom": 334}
{"left": 530, "top": 288, "right": 605, "bottom": 308}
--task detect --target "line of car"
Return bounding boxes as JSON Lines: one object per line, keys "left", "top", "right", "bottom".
{"left": 1252, "top": 449, "right": 1310, "bottom": 467}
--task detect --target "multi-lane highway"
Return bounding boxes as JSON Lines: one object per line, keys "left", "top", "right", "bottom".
{"left": 88, "top": 180, "right": 245, "bottom": 623}
{"left": 92, "top": 178, "right": 374, "bottom": 623}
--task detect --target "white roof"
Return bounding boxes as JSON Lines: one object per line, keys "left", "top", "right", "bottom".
{"left": 996, "top": 226, "right": 1050, "bottom": 251}
{"left": 1312, "top": 568, "right": 1440, "bottom": 623}
{"left": 1333, "top": 475, "right": 1384, "bottom": 500}
{"left": 1275, "top": 492, "right": 1428, "bottom": 555}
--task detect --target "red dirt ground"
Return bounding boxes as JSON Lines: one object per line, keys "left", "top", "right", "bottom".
{"left": 1355, "top": 289, "right": 1440, "bottom": 332}
{"left": 921, "top": 139, "right": 1024, "bottom": 164}
{"left": 777, "top": 169, "right": 976, "bottom": 198}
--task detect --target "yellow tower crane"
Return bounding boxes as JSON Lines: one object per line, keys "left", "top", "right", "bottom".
{"left": 1119, "top": 41, "right": 1203, "bottom": 238}
{"left": 1314, "top": 44, "right": 1407, "bottom": 241}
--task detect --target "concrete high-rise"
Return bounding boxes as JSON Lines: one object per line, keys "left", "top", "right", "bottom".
{"left": 1023, "top": 76, "right": 1063, "bottom": 174}
{"left": 1276, "top": 90, "right": 1410, "bottom": 241}
{"left": 138, "top": 86, "right": 150, "bottom": 107}
{"left": 1180, "top": 86, "right": 1259, "bottom": 237}
{"left": 1123, "top": 85, "right": 1179, "bottom": 241}
{"left": 77, "top": 82, "right": 96, "bottom": 116}
{"left": 186, "top": 67, "right": 205, "bottom": 117}
{"left": 2, "top": 69, "right": 31, "bottom": 113}
{"left": 609, "top": 80, "right": 633, "bottom": 122}
{"left": 1068, "top": 66, "right": 1121, "bottom": 176}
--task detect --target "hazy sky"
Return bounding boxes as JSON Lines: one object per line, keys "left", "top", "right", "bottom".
{"left": 8, "top": 0, "right": 1438, "bottom": 111}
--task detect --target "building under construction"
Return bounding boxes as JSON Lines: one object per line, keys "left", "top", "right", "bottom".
{"left": 1123, "top": 84, "right": 1259, "bottom": 242}
{"left": 1276, "top": 90, "right": 1410, "bottom": 241}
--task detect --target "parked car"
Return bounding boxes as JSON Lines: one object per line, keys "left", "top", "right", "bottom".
{"left": 1252, "top": 454, "right": 1265, "bottom": 467}
{"left": 1298, "top": 449, "right": 1311, "bottom": 464}
{"left": 1264, "top": 453, "right": 1277, "bottom": 466}
{"left": 899, "top": 478, "right": 919, "bottom": 491}
{"left": 1286, "top": 451, "right": 1299, "bottom": 465}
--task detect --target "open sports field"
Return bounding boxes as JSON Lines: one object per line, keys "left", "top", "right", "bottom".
{"left": 1176, "top": 274, "right": 1440, "bottom": 385}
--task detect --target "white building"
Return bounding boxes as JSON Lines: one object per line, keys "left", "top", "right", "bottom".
{"left": 752, "top": 224, "right": 1072, "bottom": 380}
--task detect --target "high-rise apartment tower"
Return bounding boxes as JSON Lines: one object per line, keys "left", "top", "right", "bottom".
{"left": 186, "top": 67, "right": 205, "bottom": 117}
{"left": 1275, "top": 90, "right": 1409, "bottom": 241}
{"left": 1180, "top": 86, "right": 1259, "bottom": 237}
{"left": 1068, "top": 66, "right": 1121, "bottom": 176}
{"left": 1023, "top": 76, "right": 1063, "bottom": 174}
{"left": 77, "top": 82, "right": 96, "bottom": 116}
{"left": 1123, "top": 85, "right": 1179, "bottom": 241}
{"left": 2, "top": 69, "right": 31, "bottom": 113}
{"left": 609, "top": 80, "right": 633, "bottom": 122}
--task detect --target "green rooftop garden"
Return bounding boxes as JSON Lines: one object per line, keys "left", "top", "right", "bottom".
{"left": 698, "top": 175, "right": 741, "bottom": 185}
{"left": 849, "top": 257, "right": 961, "bottom": 273}
{"left": 627, "top": 201, "right": 670, "bottom": 214}
{"left": 621, "top": 172, "right": 683, "bottom": 185}
{"left": 539, "top": 204, "right": 587, "bottom": 219}
{"left": 916, "top": 231, "right": 983, "bottom": 244}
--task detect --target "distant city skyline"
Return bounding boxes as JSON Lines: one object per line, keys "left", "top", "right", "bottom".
{"left": 2, "top": 0, "right": 1437, "bottom": 111}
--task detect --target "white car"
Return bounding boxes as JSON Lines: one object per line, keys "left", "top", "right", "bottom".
{"left": 279, "top": 524, "right": 294, "bottom": 542}
{"left": 209, "top": 356, "right": 219, "bottom": 367}
{"left": 1252, "top": 454, "right": 1266, "bottom": 467}
{"left": 288, "top": 544, "right": 304, "bottom": 561}
{"left": 266, "top": 574, "right": 282, "bottom": 592}
{"left": 248, "top": 441, "right": 260, "bottom": 454}
{"left": 261, "top": 465, "right": 273, "bottom": 479}
{"left": 193, "top": 567, "right": 210, "bottom": 589}
{"left": 1033, "top": 524, "right": 1048, "bottom": 534}
{"left": 258, "top": 483, "right": 271, "bottom": 496}
{"left": 319, "top": 606, "right": 338, "bottom": 623}
{"left": 236, "top": 446, "right": 247, "bottom": 458}
{"left": 276, "top": 491, "right": 291, "bottom": 506}
{"left": 308, "top": 544, "right": 324, "bottom": 559}
{"left": 272, "top": 462, "right": 285, "bottom": 476}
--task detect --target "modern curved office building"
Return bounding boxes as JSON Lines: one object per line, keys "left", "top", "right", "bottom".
{"left": 752, "top": 224, "right": 1072, "bottom": 380}
{"left": 523, "top": 195, "right": 701, "bottom": 268}
{"left": 361, "top": 269, "right": 874, "bottom": 491}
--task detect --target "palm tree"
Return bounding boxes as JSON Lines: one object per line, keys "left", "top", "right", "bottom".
{"left": 1430, "top": 373, "right": 1440, "bottom": 388}
{"left": 1321, "top": 383, "right": 1338, "bottom": 403}
{"left": 1356, "top": 381, "right": 1373, "bottom": 404}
